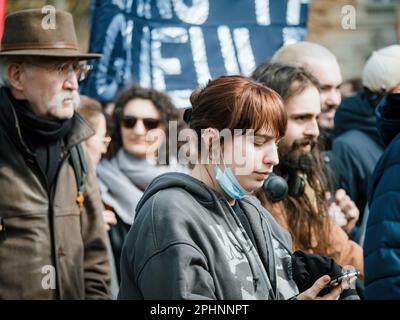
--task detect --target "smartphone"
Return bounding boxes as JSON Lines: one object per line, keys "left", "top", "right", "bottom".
{"left": 328, "top": 270, "right": 360, "bottom": 287}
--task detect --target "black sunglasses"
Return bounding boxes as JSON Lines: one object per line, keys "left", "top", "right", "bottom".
{"left": 121, "top": 116, "right": 161, "bottom": 130}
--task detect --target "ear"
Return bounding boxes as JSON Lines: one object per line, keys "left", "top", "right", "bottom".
{"left": 202, "top": 128, "right": 221, "bottom": 163}
{"left": 201, "top": 127, "right": 219, "bottom": 147}
{"left": 7, "top": 63, "right": 25, "bottom": 92}
{"left": 390, "top": 83, "right": 400, "bottom": 94}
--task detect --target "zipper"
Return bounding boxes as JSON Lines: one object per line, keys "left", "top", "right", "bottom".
{"left": 0, "top": 217, "right": 6, "bottom": 241}
{"left": 27, "top": 149, "right": 70, "bottom": 300}
{"left": 30, "top": 155, "right": 61, "bottom": 299}
{"left": 49, "top": 151, "right": 71, "bottom": 299}
{"left": 260, "top": 214, "right": 278, "bottom": 298}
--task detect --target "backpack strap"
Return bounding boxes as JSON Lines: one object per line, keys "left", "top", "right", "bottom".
{"left": 69, "top": 143, "right": 88, "bottom": 209}
{"left": 0, "top": 217, "right": 6, "bottom": 242}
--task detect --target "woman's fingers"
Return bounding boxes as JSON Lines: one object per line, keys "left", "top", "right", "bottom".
{"left": 103, "top": 210, "right": 118, "bottom": 230}
{"left": 297, "top": 275, "right": 331, "bottom": 300}
{"left": 320, "top": 284, "right": 341, "bottom": 300}
{"left": 329, "top": 203, "right": 347, "bottom": 227}
{"left": 335, "top": 189, "right": 347, "bottom": 202}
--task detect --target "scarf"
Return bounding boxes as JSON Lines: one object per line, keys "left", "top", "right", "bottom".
{"left": 6, "top": 88, "right": 73, "bottom": 187}
{"left": 97, "top": 149, "right": 188, "bottom": 224}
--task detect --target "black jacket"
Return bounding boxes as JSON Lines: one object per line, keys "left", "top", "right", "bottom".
{"left": 332, "top": 90, "right": 384, "bottom": 238}
{"left": 364, "top": 94, "right": 400, "bottom": 299}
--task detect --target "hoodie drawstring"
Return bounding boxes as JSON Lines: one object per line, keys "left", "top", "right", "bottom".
{"left": 211, "top": 192, "right": 261, "bottom": 293}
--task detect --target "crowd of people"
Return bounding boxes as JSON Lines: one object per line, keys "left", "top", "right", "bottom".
{"left": 0, "top": 8, "right": 399, "bottom": 300}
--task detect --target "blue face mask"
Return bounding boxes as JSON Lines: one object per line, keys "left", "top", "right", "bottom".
{"left": 214, "top": 165, "right": 248, "bottom": 200}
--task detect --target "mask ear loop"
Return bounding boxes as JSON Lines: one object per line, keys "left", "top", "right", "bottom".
{"left": 204, "top": 130, "right": 225, "bottom": 188}
{"left": 215, "top": 131, "right": 237, "bottom": 175}
{"left": 217, "top": 152, "right": 230, "bottom": 177}
{"left": 205, "top": 128, "right": 223, "bottom": 167}
{"left": 214, "top": 134, "right": 228, "bottom": 174}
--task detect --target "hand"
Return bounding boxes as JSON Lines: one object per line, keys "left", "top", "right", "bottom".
{"left": 335, "top": 189, "right": 359, "bottom": 233}
{"left": 102, "top": 210, "right": 117, "bottom": 231}
{"left": 296, "top": 275, "right": 340, "bottom": 300}
{"left": 296, "top": 274, "right": 356, "bottom": 300}
{"left": 328, "top": 201, "right": 348, "bottom": 227}
{"left": 390, "top": 84, "right": 400, "bottom": 94}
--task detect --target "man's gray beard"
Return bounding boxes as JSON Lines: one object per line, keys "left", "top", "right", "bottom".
{"left": 47, "top": 91, "right": 80, "bottom": 113}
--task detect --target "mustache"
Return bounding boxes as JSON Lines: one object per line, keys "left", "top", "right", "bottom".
{"left": 321, "top": 103, "right": 338, "bottom": 112}
{"left": 47, "top": 91, "right": 80, "bottom": 110}
{"left": 291, "top": 137, "right": 317, "bottom": 151}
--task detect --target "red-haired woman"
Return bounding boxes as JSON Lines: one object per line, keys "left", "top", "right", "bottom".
{"left": 118, "top": 76, "right": 355, "bottom": 300}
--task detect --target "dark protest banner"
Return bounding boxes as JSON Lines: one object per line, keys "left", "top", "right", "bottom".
{"left": 81, "top": 0, "right": 310, "bottom": 108}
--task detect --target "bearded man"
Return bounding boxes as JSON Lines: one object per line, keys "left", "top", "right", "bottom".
{"left": 252, "top": 63, "right": 363, "bottom": 275}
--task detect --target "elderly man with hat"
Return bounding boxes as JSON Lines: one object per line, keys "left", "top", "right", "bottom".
{"left": 0, "top": 8, "right": 111, "bottom": 299}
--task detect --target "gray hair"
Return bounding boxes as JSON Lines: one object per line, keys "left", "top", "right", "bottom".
{"left": 0, "top": 56, "right": 36, "bottom": 87}
{"left": 0, "top": 56, "right": 26, "bottom": 87}
{"left": 0, "top": 57, "right": 19, "bottom": 87}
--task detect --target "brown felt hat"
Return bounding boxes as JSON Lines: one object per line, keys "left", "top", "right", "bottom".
{"left": 0, "top": 8, "right": 101, "bottom": 60}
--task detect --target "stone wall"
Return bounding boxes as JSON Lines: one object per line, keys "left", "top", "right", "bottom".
{"left": 307, "top": 0, "right": 400, "bottom": 80}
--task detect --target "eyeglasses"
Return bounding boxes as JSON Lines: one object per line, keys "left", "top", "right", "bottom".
{"left": 77, "top": 64, "right": 93, "bottom": 82}
{"left": 121, "top": 116, "right": 161, "bottom": 131}
{"left": 21, "top": 60, "right": 93, "bottom": 83}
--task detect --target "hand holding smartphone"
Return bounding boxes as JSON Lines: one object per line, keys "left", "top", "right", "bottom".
{"left": 327, "top": 270, "right": 360, "bottom": 289}
{"left": 316, "top": 269, "right": 360, "bottom": 297}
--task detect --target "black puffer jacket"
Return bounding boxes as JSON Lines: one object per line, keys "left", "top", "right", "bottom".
{"left": 332, "top": 90, "right": 384, "bottom": 241}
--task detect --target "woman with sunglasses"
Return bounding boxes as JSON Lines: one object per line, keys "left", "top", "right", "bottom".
{"left": 117, "top": 76, "right": 355, "bottom": 300}
{"left": 96, "top": 85, "right": 187, "bottom": 286}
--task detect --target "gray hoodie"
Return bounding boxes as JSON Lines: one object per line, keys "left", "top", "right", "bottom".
{"left": 118, "top": 172, "right": 299, "bottom": 300}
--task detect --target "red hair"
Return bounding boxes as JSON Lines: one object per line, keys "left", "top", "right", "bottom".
{"left": 189, "top": 75, "right": 287, "bottom": 139}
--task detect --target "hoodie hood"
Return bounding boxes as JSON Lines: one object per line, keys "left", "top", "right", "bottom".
{"left": 334, "top": 90, "right": 383, "bottom": 146}
{"left": 127, "top": 171, "right": 299, "bottom": 300}
{"left": 135, "top": 171, "right": 294, "bottom": 255}
{"left": 376, "top": 94, "right": 400, "bottom": 146}
{"left": 368, "top": 94, "right": 400, "bottom": 212}
{"left": 135, "top": 172, "right": 219, "bottom": 216}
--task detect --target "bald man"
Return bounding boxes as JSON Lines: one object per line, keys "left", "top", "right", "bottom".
{"left": 272, "top": 42, "right": 343, "bottom": 132}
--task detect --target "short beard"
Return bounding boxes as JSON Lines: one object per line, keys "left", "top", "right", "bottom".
{"left": 278, "top": 137, "right": 317, "bottom": 174}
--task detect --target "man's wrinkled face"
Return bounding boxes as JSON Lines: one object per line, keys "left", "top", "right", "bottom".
{"left": 279, "top": 85, "right": 321, "bottom": 172}
{"left": 19, "top": 58, "right": 81, "bottom": 120}
{"left": 309, "top": 60, "right": 342, "bottom": 130}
